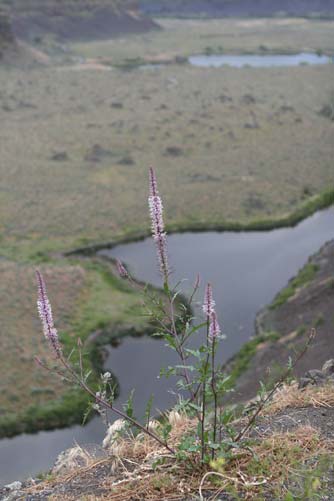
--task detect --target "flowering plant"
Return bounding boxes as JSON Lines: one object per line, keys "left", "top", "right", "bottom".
{"left": 35, "top": 168, "right": 314, "bottom": 464}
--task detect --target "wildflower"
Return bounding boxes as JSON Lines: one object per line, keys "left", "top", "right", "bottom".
{"left": 209, "top": 311, "right": 221, "bottom": 342}
{"left": 149, "top": 166, "right": 158, "bottom": 198}
{"left": 202, "top": 283, "right": 215, "bottom": 317}
{"left": 148, "top": 168, "right": 169, "bottom": 281}
{"left": 116, "top": 259, "right": 128, "bottom": 278}
{"left": 36, "top": 269, "right": 62, "bottom": 357}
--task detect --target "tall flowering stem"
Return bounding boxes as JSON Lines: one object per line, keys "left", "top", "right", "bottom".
{"left": 36, "top": 269, "right": 62, "bottom": 357}
{"left": 35, "top": 271, "right": 175, "bottom": 454}
{"left": 209, "top": 311, "right": 220, "bottom": 344}
{"left": 148, "top": 167, "right": 169, "bottom": 286}
{"left": 209, "top": 310, "right": 221, "bottom": 458}
{"left": 202, "top": 283, "right": 221, "bottom": 460}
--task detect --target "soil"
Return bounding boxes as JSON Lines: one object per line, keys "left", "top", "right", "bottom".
{"left": 231, "top": 240, "right": 334, "bottom": 403}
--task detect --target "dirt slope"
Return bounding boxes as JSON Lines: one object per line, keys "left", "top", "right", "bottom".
{"left": 231, "top": 239, "right": 334, "bottom": 402}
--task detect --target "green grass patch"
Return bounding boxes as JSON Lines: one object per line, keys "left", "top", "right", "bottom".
{"left": 270, "top": 263, "right": 319, "bottom": 310}
{"left": 228, "top": 331, "right": 280, "bottom": 387}
{"left": 0, "top": 257, "right": 154, "bottom": 438}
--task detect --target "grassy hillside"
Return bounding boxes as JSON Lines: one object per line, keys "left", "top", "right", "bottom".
{"left": 0, "top": 256, "right": 151, "bottom": 437}
{"left": 1, "top": 19, "right": 334, "bottom": 260}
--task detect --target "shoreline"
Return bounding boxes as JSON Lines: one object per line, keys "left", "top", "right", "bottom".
{"left": 66, "top": 187, "right": 334, "bottom": 256}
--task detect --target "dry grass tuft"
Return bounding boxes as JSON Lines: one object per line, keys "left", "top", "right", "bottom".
{"left": 23, "top": 406, "right": 334, "bottom": 500}
{"left": 264, "top": 381, "right": 334, "bottom": 415}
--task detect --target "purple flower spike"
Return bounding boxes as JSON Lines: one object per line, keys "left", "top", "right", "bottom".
{"left": 209, "top": 311, "right": 221, "bottom": 342}
{"left": 203, "top": 283, "right": 215, "bottom": 317}
{"left": 116, "top": 259, "right": 128, "bottom": 278}
{"left": 148, "top": 168, "right": 169, "bottom": 281}
{"left": 149, "top": 166, "right": 158, "bottom": 198}
{"left": 36, "top": 270, "right": 62, "bottom": 357}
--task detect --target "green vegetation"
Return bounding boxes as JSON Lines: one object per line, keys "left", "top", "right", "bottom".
{"left": 228, "top": 331, "right": 280, "bottom": 386}
{"left": 270, "top": 263, "right": 319, "bottom": 309}
{"left": 0, "top": 257, "right": 152, "bottom": 437}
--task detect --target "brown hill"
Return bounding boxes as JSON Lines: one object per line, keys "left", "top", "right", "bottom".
{"left": 8, "top": 0, "right": 160, "bottom": 42}
{"left": 0, "top": 7, "right": 16, "bottom": 60}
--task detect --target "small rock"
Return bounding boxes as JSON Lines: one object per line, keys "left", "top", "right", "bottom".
{"left": 298, "top": 377, "right": 311, "bottom": 389}
{"left": 322, "top": 359, "right": 334, "bottom": 376}
{"left": 308, "top": 369, "right": 326, "bottom": 380}
{"left": 5, "top": 481, "right": 22, "bottom": 491}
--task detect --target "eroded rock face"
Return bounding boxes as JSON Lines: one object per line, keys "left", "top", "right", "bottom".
{"left": 299, "top": 359, "right": 334, "bottom": 388}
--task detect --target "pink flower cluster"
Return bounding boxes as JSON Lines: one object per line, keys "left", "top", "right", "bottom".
{"left": 148, "top": 167, "right": 169, "bottom": 281}
{"left": 203, "top": 283, "right": 221, "bottom": 342}
{"left": 36, "top": 270, "right": 62, "bottom": 357}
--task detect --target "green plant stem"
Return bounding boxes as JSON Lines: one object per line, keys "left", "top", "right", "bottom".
{"left": 233, "top": 328, "right": 316, "bottom": 445}
{"left": 201, "top": 319, "right": 210, "bottom": 461}
{"left": 211, "top": 337, "right": 218, "bottom": 460}
{"left": 60, "top": 352, "right": 176, "bottom": 455}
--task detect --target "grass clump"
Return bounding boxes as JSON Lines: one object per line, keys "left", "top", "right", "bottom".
{"left": 270, "top": 263, "right": 319, "bottom": 310}
{"left": 228, "top": 332, "right": 280, "bottom": 386}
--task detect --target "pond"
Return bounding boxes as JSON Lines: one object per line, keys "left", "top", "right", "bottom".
{"left": 188, "top": 52, "right": 332, "bottom": 68}
{"left": 0, "top": 207, "right": 333, "bottom": 485}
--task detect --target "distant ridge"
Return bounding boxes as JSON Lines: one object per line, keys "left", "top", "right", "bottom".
{"left": 0, "top": 7, "right": 16, "bottom": 60}
{"left": 7, "top": 0, "right": 160, "bottom": 42}
{"left": 140, "top": 0, "right": 334, "bottom": 17}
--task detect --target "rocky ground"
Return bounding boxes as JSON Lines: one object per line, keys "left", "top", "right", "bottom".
{"left": 2, "top": 374, "right": 334, "bottom": 500}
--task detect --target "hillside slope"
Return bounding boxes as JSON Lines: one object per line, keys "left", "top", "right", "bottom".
{"left": 7, "top": 0, "right": 159, "bottom": 42}
{"left": 0, "top": 7, "right": 16, "bottom": 59}
{"left": 140, "top": 0, "right": 334, "bottom": 17}
{"left": 230, "top": 239, "right": 334, "bottom": 402}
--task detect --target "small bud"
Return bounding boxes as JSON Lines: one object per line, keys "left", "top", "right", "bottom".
{"left": 116, "top": 259, "right": 128, "bottom": 278}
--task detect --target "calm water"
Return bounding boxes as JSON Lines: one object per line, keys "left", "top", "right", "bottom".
{"left": 189, "top": 52, "right": 332, "bottom": 68}
{"left": 0, "top": 207, "right": 333, "bottom": 485}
